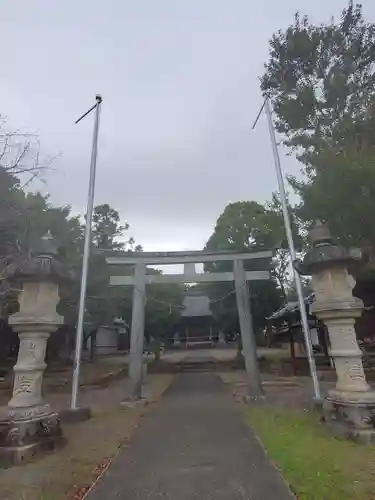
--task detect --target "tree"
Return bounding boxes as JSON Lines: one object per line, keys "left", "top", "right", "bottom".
{"left": 0, "top": 168, "right": 25, "bottom": 269}
{"left": 260, "top": 193, "right": 303, "bottom": 298}
{"left": 92, "top": 204, "right": 128, "bottom": 250}
{"left": 0, "top": 116, "right": 59, "bottom": 285}
{"left": 203, "top": 201, "right": 286, "bottom": 334}
{"left": 145, "top": 283, "right": 184, "bottom": 359}
{"left": 286, "top": 277, "right": 313, "bottom": 301}
{"left": 0, "top": 116, "right": 56, "bottom": 188}
{"left": 205, "top": 198, "right": 302, "bottom": 297}
{"left": 0, "top": 124, "right": 151, "bottom": 362}
{"left": 81, "top": 204, "right": 143, "bottom": 348}
{"left": 92, "top": 203, "right": 142, "bottom": 252}
{"left": 261, "top": 1, "right": 375, "bottom": 170}
{"left": 205, "top": 201, "right": 267, "bottom": 253}
{"left": 261, "top": 1, "right": 375, "bottom": 252}
{"left": 0, "top": 167, "right": 84, "bottom": 313}
{"left": 290, "top": 148, "right": 375, "bottom": 252}
{"left": 0, "top": 165, "right": 85, "bottom": 361}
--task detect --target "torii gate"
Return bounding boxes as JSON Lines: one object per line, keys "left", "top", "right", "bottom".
{"left": 106, "top": 248, "right": 273, "bottom": 401}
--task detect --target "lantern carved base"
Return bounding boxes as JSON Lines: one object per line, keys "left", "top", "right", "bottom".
{"left": 323, "top": 391, "right": 375, "bottom": 444}
{"left": 0, "top": 405, "right": 65, "bottom": 467}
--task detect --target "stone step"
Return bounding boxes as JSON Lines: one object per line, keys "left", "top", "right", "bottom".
{"left": 175, "top": 362, "right": 217, "bottom": 372}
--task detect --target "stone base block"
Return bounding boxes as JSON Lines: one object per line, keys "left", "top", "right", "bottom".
{"left": 59, "top": 407, "right": 91, "bottom": 424}
{"left": 323, "top": 396, "right": 375, "bottom": 444}
{"left": 242, "top": 394, "right": 266, "bottom": 404}
{"left": 0, "top": 412, "right": 65, "bottom": 467}
{"left": 311, "top": 397, "right": 324, "bottom": 413}
{"left": 142, "top": 363, "right": 148, "bottom": 381}
{"left": 120, "top": 397, "right": 148, "bottom": 408}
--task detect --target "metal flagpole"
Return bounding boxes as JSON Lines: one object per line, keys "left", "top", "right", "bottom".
{"left": 253, "top": 97, "right": 321, "bottom": 400}
{"left": 70, "top": 95, "right": 103, "bottom": 410}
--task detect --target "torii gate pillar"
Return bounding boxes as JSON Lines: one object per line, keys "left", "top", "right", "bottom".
{"left": 127, "top": 262, "right": 147, "bottom": 401}
{"left": 234, "top": 259, "right": 263, "bottom": 399}
{"left": 107, "top": 249, "right": 273, "bottom": 402}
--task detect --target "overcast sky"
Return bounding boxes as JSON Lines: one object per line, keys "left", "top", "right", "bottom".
{"left": 2, "top": 1, "right": 374, "bottom": 253}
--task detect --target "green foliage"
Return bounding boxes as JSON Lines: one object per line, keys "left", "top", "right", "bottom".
{"left": 290, "top": 149, "right": 375, "bottom": 250}
{"left": 203, "top": 200, "right": 286, "bottom": 332}
{"left": 262, "top": 1, "right": 375, "bottom": 253}
{"left": 92, "top": 203, "right": 128, "bottom": 251}
{"left": 0, "top": 169, "right": 24, "bottom": 261}
{"left": 262, "top": 1, "right": 375, "bottom": 169}
{"left": 205, "top": 198, "right": 301, "bottom": 293}
{"left": 0, "top": 168, "right": 84, "bottom": 319}
{"left": 0, "top": 163, "right": 142, "bottom": 327}
{"left": 0, "top": 160, "right": 182, "bottom": 358}
{"left": 145, "top": 283, "right": 184, "bottom": 343}
{"left": 205, "top": 201, "right": 268, "bottom": 252}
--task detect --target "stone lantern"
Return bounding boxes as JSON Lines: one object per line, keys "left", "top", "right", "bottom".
{"left": 0, "top": 232, "right": 73, "bottom": 465}
{"left": 299, "top": 221, "right": 375, "bottom": 443}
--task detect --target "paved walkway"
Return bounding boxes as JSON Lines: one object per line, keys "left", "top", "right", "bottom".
{"left": 87, "top": 371, "right": 294, "bottom": 499}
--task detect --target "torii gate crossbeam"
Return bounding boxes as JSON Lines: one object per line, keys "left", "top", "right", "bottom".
{"left": 106, "top": 249, "right": 273, "bottom": 401}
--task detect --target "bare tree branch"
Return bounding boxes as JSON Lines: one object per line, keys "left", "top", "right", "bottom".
{"left": 0, "top": 116, "right": 59, "bottom": 186}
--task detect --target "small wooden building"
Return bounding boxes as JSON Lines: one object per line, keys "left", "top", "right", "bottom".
{"left": 175, "top": 290, "right": 216, "bottom": 346}
{"left": 266, "top": 294, "right": 330, "bottom": 374}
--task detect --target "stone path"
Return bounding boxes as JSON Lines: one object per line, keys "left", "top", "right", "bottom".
{"left": 86, "top": 370, "right": 294, "bottom": 499}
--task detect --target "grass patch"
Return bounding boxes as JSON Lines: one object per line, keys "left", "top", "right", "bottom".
{"left": 246, "top": 406, "right": 375, "bottom": 500}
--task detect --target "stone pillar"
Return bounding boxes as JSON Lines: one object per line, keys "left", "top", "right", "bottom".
{"left": 142, "top": 360, "right": 148, "bottom": 382}
{"left": 0, "top": 233, "right": 73, "bottom": 465}
{"left": 300, "top": 221, "right": 375, "bottom": 443}
{"left": 173, "top": 331, "right": 181, "bottom": 347}
{"left": 234, "top": 259, "right": 263, "bottom": 399}
{"left": 218, "top": 331, "right": 226, "bottom": 345}
{"left": 127, "top": 262, "right": 146, "bottom": 401}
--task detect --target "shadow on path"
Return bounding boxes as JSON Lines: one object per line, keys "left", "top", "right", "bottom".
{"left": 86, "top": 372, "right": 294, "bottom": 499}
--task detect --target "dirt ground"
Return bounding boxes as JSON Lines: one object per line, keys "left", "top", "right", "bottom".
{"left": 0, "top": 374, "right": 173, "bottom": 500}
{"left": 0, "top": 356, "right": 129, "bottom": 405}
{"left": 209, "top": 347, "right": 286, "bottom": 362}
{"left": 220, "top": 370, "right": 335, "bottom": 409}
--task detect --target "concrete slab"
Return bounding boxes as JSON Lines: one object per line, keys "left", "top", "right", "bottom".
{"left": 86, "top": 370, "right": 294, "bottom": 499}
{"left": 59, "top": 407, "right": 91, "bottom": 424}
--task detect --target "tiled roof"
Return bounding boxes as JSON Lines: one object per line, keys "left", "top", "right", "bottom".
{"left": 266, "top": 293, "right": 315, "bottom": 320}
